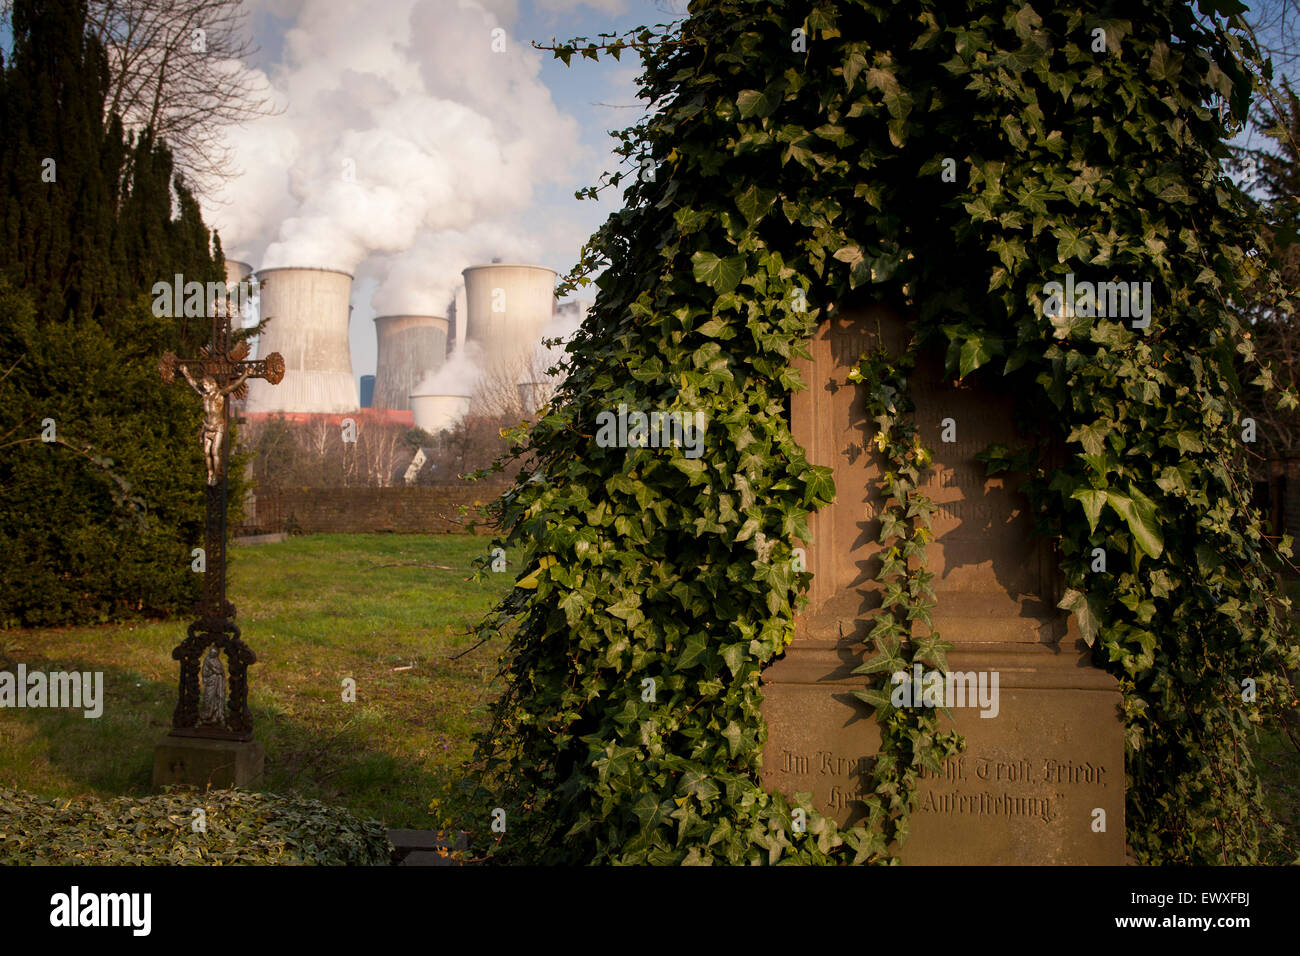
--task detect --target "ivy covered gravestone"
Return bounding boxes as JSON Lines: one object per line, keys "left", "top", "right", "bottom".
{"left": 759, "top": 301, "right": 1125, "bottom": 864}
{"left": 468, "top": 2, "right": 1299, "bottom": 865}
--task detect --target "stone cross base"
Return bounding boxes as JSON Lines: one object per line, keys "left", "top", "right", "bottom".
{"left": 760, "top": 639, "right": 1126, "bottom": 865}
{"left": 152, "top": 734, "right": 265, "bottom": 790}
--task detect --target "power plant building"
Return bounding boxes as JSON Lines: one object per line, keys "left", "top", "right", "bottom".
{"left": 461, "top": 262, "right": 556, "bottom": 375}
{"left": 372, "top": 313, "right": 448, "bottom": 411}
{"left": 224, "top": 259, "right": 253, "bottom": 288}
{"left": 411, "top": 392, "right": 471, "bottom": 436}
{"left": 245, "top": 266, "right": 359, "bottom": 414}
{"left": 235, "top": 258, "right": 561, "bottom": 420}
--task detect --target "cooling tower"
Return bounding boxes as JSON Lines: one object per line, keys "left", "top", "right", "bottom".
{"left": 219, "top": 259, "right": 256, "bottom": 325}
{"left": 373, "top": 314, "right": 449, "bottom": 411}
{"left": 410, "top": 393, "right": 471, "bottom": 435}
{"left": 224, "top": 259, "right": 254, "bottom": 287}
{"left": 245, "top": 267, "right": 358, "bottom": 414}
{"left": 462, "top": 263, "right": 556, "bottom": 375}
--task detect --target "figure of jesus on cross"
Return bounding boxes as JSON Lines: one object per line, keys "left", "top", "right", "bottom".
{"left": 157, "top": 294, "right": 283, "bottom": 738}
{"left": 160, "top": 320, "right": 283, "bottom": 487}
{"left": 184, "top": 362, "right": 248, "bottom": 486}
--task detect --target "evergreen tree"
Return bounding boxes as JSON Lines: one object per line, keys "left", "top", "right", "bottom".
{"left": 0, "top": 0, "right": 226, "bottom": 626}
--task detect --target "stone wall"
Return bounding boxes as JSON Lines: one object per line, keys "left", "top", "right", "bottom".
{"left": 237, "top": 485, "right": 511, "bottom": 535}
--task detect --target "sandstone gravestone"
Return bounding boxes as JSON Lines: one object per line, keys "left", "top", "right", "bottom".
{"left": 760, "top": 302, "right": 1125, "bottom": 864}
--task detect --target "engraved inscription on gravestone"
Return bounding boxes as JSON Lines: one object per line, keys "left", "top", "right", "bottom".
{"left": 760, "top": 302, "right": 1125, "bottom": 864}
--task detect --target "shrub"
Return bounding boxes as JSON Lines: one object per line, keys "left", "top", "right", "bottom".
{"left": 0, "top": 787, "right": 393, "bottom": 865}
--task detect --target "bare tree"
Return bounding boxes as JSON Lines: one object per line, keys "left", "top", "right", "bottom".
{"left": 304, "top": 416, "right": 332, "bottom": 461}
{"left": 426, "top": 413, "right": 516, "bottom": 481}
{"left": 470, "top": 331, "right": 570, "bottom": 421}
{"left": 239, "top": 415, "right": 430, "bottom": 490}
{"left": 471, "top": 352, "right": 533, "bottom": 421}
{"left": 84, "top": 0, "right": 277, "bottom": 193}
{"left": 333, "top": 418, "right": 405, "bottom": 487}
{"left": 1234, "top": 80, "right": 1300, "bottom": 467}
{"left": 1246, "top": 1, "right": 1300, "bottom": 77}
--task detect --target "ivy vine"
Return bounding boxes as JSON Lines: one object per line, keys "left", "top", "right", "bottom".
{"left": 846, "top": 344, "right": 964, "bottom": 855}
{"left": 457, "top": 1, "right": 1300, "bottom": 865}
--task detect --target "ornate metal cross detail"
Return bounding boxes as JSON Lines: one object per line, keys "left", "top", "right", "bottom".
{"left": 158, "top": 299, "right": 283, "bottom": 740}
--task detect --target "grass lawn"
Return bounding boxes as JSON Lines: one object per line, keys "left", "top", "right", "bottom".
{"left": 0, "top": 534, "right": 513, "bottom": 829}
{"left": 1259, "top": 578, "right": 1300, "bottom": 862}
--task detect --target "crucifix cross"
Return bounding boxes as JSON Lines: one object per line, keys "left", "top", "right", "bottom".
{"left": 157, "top": 300, "right": 283, "bottom": 740}
{"left": 160, "top": 310, "right": 284, "bottom": 486}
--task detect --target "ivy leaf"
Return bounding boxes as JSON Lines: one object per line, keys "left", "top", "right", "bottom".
{"left": 878, "top": 509, "right": 904, "bottom": 542}
{"left": 1001, "top": 114, "right": 1028, "bottom": 150}
{"left": 1106, "top": 485, "right": 1165, "bottom": 558}
{"left": 515, "top": 555, "right": 557, "bottom": 589}
{"left": 843, "top": 49, "right": 868, "bottom": 90}
{"left": 869, "top": 248, "right": 903, "bottom": 283}
{"left": 1068, "top": 421, "right": 1110, "bottom": 457}
{"left": 691, "top": 251, "right": 746, "bottom": 293}
{"left": 720, "top": 643, "right": 746, "bottom": 677}
{"left": 1053, "top": 225, "right": 1093, "bottom": 263}
{"left": 674, "top": 206, "right": 710, "bottom": 234}
{"left": 852, "top": 687, "right": 895, "bottom": 712}
{"left": 1058, "top": 588, "right": 1101, "bottom": 646}
{"left": 675, "top": 633, "right": 709, "bottom": 671}
{"left": 1156, "top": 181, "right": 1193, "bottom": 204}
{"left": 735, "top": 184, "right": 778, "bottom": 226}
{"left": 912, "top": 630, "right": 951, "bottom": 671}
{"left": 1070, "top": 487, "right": 1107, "bottom": 533}
{"left": 677, "top": 770, "right": 720, "bottom": 803}
{"left": 672, "top": 456, "right": 709, "bottom": 485}
{"left": 833, "top": 244, "right": 871, "bottom": 287}
{"left": 1148, "top": 41, "right": 1182, "bottom": 83}
{"left": 737, "top": 86, "right": 779, "bottom": 119}
{"left": 631, "top": 793, "right": 674, "bottom": 833}
{"left": 1016, "top": 183, "right": 1054, "bottom": 214}
{"left": 696, "top": 317, "right": 729, "bottom": 338}
{"left": 958, "top": 334, "right": 995, "bottom": 377}
{"left": 557, "top": 589, "right": 587, "bottom": 625}
{"left": 802, "top": 465, "right": 835, "bottom": 506}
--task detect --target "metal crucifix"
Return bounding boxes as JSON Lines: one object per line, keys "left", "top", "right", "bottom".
{"left": 159, "top": 299, "right": 283, "bottom": 740}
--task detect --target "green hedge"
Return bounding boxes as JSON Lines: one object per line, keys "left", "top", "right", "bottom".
{"left": 0, "top": 788, "right": 393, "bottom": 865}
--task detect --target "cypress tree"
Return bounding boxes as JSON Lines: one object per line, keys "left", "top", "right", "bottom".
{"left": 0, "top": 0, "right": 224, "bottom": 626}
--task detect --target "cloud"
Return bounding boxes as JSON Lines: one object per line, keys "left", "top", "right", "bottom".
{"left": 206, "top": 0, "right": 584, "bottom": 313}
{"left": 533, "top": 0, "right": 628, "bottom": 12}
{"left": 414, "top": 341, "right": 484, "bottom": 397}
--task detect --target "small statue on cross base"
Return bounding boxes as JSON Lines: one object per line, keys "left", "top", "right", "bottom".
{"left": 198, "top": 645, "right": 227, "bottom": 728}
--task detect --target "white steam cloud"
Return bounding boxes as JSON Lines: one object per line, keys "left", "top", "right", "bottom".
{"left": 534, "top": 299, "right": 587, "bottom": 373}
{"left": 206, "top": 0, "right": 584, "bottom": 316}
{"left": 414, "top": 341, "right": 484, "bottom": 398}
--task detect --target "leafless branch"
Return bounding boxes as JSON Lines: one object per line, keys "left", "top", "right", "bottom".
{"left": 86, "top": 0, "right": 279, "bottom": 195}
